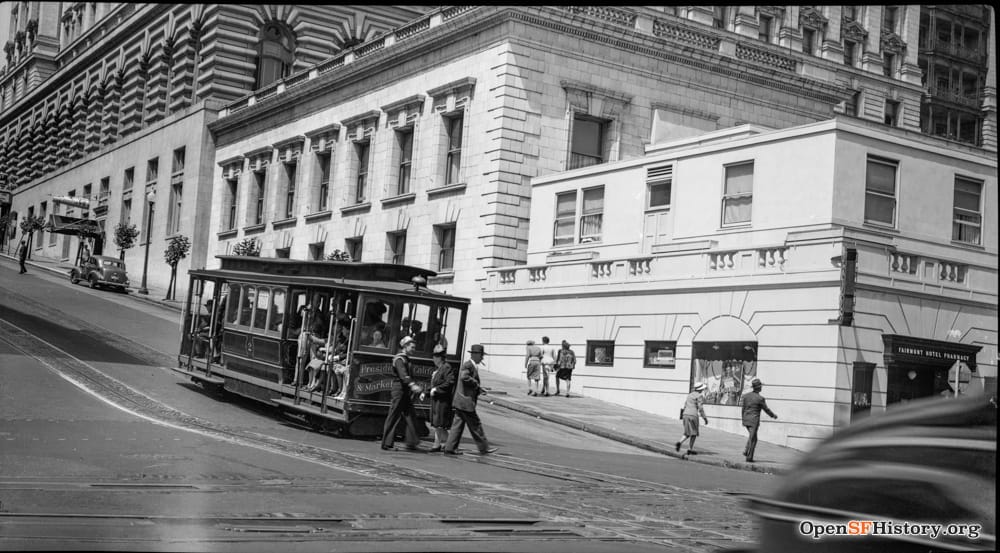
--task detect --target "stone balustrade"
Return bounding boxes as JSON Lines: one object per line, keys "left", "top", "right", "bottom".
{"left": 890, "top": 252, "right": 919, "bottom": 274}
{"left": 938, "top": 261, "right": 967, "bottom": 283}
{"left": 757, "top": 247, "right": 787, "bottom": 269}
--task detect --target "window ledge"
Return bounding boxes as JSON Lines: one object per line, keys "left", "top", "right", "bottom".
{"left": 340, "top": 202, "right": 372, "bottom": 216}
{"left": 217, "top": 228, "right": 239, "bottom": 239}
{"left": 304, "top": 210, "right": 333, "bottom": 223}
{"left": 381, "top": 192, "right": 416, "bottom": 207}
{"left": 428, "top": 272, "right": 455, "bottom": 285}
{"left": 272, "top": 216, "right": 297, "bottom": 229}
{"left": 243, "top": 223, "right": 266, "bottom": 234}
{"left": 165, "top": 232, "right": 184, "bottom": 241}
{"left": 546, "top": 250, "right": 597, "bottom": 264}
{"left": 861, "top": 222, "right": 899, "bottom": 233}
{"left": 718, "top": 223, "right": 752, "bottom": 231}
{"left": 645, "top": 205, "right": 671, "bottom": 214}
{"left": 949, "top": 240, "right": 985, "bottom": 251}
{"left": 427, "top": 182, "right": 467, "bottom": 198}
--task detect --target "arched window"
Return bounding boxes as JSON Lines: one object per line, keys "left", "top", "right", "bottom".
{"left": 254, "top": 22, "right": 294, "bottom": 89}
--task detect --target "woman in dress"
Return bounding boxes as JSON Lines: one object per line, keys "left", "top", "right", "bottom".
{"left": 424, "top": 345, "right": 456, "bottom": 451}
{"left": 524, "top": 340, "right": 543, "bottom": 396}
{"left": 554, "top": 340, "right": 577, "bottom": 397}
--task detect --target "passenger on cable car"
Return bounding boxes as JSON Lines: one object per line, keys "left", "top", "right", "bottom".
{"left": 368, "top": 328, "right": 388, "bottom": 349}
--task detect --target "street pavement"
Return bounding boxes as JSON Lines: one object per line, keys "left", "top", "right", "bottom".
{"left": 3, "top": 251, "right": 803, "bottom": 475}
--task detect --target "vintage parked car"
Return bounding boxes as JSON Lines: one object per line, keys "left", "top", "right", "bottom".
{"left": 731, "top": 394, "right": 996, "bottom": 553}
{"left": 70, "top": 255, "right": 130, "bottom": 292}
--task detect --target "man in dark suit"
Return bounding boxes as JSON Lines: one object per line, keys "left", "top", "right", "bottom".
{"left": 16, "top": 238, "right": 28, "bottom": 274}
{"left": 380, "top": 336, "right": 424, "bottom": 452}
{"left": 443, "top": 344, "right": 498, "bottom": 455}
{"left": 741, "top": 378, "right": 777, "bottom": 462}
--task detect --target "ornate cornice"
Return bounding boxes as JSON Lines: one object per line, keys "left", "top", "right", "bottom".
{"left": 841, "top": 19, "right": 868, "bottom": 43}
{"left": 881, "top": 32, "right": 906, "bottom": 54}
{"left": 757, "top": 6, "right": 784, "bottom": 20}
{"left": 799, "top": 6, "right": 828, "bottom": 30}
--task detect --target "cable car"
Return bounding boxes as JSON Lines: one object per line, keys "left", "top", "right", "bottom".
{"left": 171, "top": 256, "right": 469, "bottom": 437}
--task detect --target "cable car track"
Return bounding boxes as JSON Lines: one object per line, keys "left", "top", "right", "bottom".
{"left": 0, "top": 316, "right": 755, "bottom": 550}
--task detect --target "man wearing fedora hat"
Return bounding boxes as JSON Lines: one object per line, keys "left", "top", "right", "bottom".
{"left": 740, "top": 378, "right": 777, "bottom": 462}
{"left": 676, "top": 382, "right": 710, "bottom": 455}
{"left": 380, "top": 335, "right": 425, "bottom": 452}
{"left": 443, "top": 344, "right": 498, "bottom": 455}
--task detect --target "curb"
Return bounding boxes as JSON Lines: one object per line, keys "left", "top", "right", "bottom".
{"left": 485, "top": 395, "right": 785, "bottom": 475}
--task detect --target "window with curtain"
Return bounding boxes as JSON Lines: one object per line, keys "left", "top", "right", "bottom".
{"left": 283, "top": 162, "right": 296, "bottom": 219}
{"left": 445, "top": 115, "right": 463, "bottom": 185}
{"left": 225, "top": 178, "right": 238, "bottom": 230}
{"left": 387, "top": 231, "right": 406, "bottom": 264}
{"left": 355, "top": 141, "right": 370, "bottom": 203}
{"left": 722, "top": 162, "right": 754, "bottom": 225}
{"left": 952, "top": 176, "right": 982, "bottom": 245}
{"left": 397, "top": 129, "right": 413, "bottom": 195}
{"left": 579, "top": 187, "right": 604, "bottom": 242}
{"left": 553, "top": 191, "right": 577, "bottom": 246}
{"left": 435, "top": 224, "right": 456, "bottom": 272}
{"left": 864, "top": 156, "right": 897, "bottom": 226}
{"left": 253, "top": 169, "right": 266, "bottom": 225}
{"left": 316, "top": 151, "right": 331, "bottom": 212}
{"left": 168, "top": 182, "right": 182, "bottom": 234}
{"left": 569, "top": 116, "right": 604, "bottom": 170}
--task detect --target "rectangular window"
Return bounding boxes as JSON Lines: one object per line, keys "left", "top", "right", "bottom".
{"left": 647, "top": 165, "right": 672, "bottom": 209}
{"left": 865, "top": 156, "right": 897, "bottom": 226}
{"left": 569, "top": 116, "right": 605, "bottom": 170}
{"left": 953, "top": 176, "right": 982, "bottom": 245}
{"left": 346, "top": 237, "right": 363, "bottom": 262}
{"left": 355, "top": 141, "right": 370, "bottom": 203}
{"left": 146, "top": 158, "right": 159, "bottom": 184}
{"left": 316, "top": 151, "right": 331, "bottom": 212}
{"left": 445, "top": 115, "right": 463, "bottom": 185}
{"left": 308, "top": 241, "right": 325, "bottom": 261}
{"left": 121, "top": 198, "right": 132, "bottom": 224}
{"left": 284, "top": 162, "right": 296, "bottom": 219}
{"left": 579, "top": 187, "right": 604, "bottom": 243}
{"left": 884, "top": 99, "right": 900, "bottom": 126}
{"left": 226, "top": 178, "right": 238, "bottom": 230}
{"left": 883, "top": 6, "right": 899, "bottom": 33}
{"left": 802, "top": 28, "right": 815, "bottom": 55}
{"left": 759, "top": 15, "right": 772, "bottom": 42}
{"left": 722, "top": 162, "right": 754, "bottom": 225}
{"left": 387, "top": 231, "right": 406, "bottom": 264}
{"left": 553, "top": 191, "right": 577, "bottom": 246}
{"left": 586, "top": 340, "right": 615, "bottom": 366}
{"left": 123, "top": 167, "right": 134, "bottom": 191}
{"left": 644, "top": 341, "right": 677, "bottom": 368}
{"left": 851, "top": 362, "right": 875, "bottom": 421}
{"left": 435, "top": 224, "right": 456, "bottom": 272}
{"left": 168, "top": 182, "right": 182, "bottom": 234}
{"left": 99, "top": 177, "right": 110, "bottom": 201}
{"left": 253, "top": 170, "right": 266, "bottom": 225}
{"left": 844, "top": 40, "right": 856, "bottom": 66}
{"left": 883, "top": 53, "right": 895, "bottom": 77}
{"left": 172, "top": 146, "right": 185, "bottom": 175}
{"left": 397, "top": 129, "right": 413, "bottom": 195}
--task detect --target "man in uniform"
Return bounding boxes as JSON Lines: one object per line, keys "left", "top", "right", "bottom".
{"left": 443, "top": 344, "right": 498, "bottom": 456}
{"left": 381, "top": 336, "right": 424, "bottom": 452}
{"left": 741, "top": 378, "right": 777, "bottom": 462}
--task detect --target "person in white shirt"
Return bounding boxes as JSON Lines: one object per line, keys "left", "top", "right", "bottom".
{"left": 538, "top": 336, "right": 559, "bottom": 397}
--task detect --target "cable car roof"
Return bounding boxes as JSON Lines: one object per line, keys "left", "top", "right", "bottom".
{"left": 189, "top": 256, "right": 468, "bottom": 303}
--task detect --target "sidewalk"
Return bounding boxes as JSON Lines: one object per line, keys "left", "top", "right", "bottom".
{"left": 3, "top": 252, "right": 802, "bottom": 474}
{"left": 2, "top": 251, "right": 183, "bottom": 313}
{"left": 479, "top": 371, "right": 802, "bottom": 475}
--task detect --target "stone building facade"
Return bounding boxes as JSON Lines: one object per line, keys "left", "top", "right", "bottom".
{"left": 206, "top": 6, "right": 980, "bottom": 346}
{"left": 0, "top": 3, "right": 425, "bottom": 293}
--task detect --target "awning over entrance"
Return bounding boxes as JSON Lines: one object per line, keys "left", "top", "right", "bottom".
{"left": 47, "top": 213, "right": 102, "bottom": 236}
{"left": 882, "top": 334, "right": 981, "bottom": 370}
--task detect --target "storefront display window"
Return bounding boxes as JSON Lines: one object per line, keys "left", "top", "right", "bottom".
{"left": 691, "top": 342, "right": 757, "bottom": 405}
{"left": 644, "top": 341, "right": 676, "bottom": 368}
{"left": 586, "top": 340, "right": 615, "bottom": 366}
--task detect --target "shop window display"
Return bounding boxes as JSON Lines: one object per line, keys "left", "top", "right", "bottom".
{"left": 691, "top": 342, "right": 757, "bottom": 406}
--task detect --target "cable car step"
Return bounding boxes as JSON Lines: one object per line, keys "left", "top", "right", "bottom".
{"left": 169, "top": 366, "right": 224, "bottom": 385}
{"left": 273, "top": 398, "right": 346, "bottom": 417}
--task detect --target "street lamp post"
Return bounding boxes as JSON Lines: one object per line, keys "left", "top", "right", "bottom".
{"left": 138, "top": 190, "right": 156, "bottom": 295}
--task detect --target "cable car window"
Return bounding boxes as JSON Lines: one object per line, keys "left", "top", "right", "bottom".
{"left": 225, "top": 283, "right": 241, "bottom": 325}
{"left": 239, "top": 286, "right": 256, "bottom": 327}
{"left": 267, "top": 289, "right": 286, "bottom": 333}
{"left": 287, "top": 291, "right": 307, "bottom": 337}
{"left": 360, "top": 299, "right": 392, "bottom": 348}
{"left": 253, "top": 287, "right": 270, "bottom": 330}
{"left": 401, "top": 302, "right": 432, "bottom": 351}
{"left": 432, "top": 306, "right": 462, "bottom": 356}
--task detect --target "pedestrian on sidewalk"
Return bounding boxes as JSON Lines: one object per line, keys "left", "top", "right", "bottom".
{"left": 443, "top": 344, "right": 498, "bottom": 456}
{"left": 16, "top": 238, "right": 28, "bottom": 274}
{"left": 676, "top": 382, "right": 709, "bottom": 455}
{"left": 423, "top": 344, "right": 456, "bottom": 452}
{"left": 554, "top": 340, "right": 576, "bottom": 397}
{"left": 740, "top": 378, "right": 777, "bottom": 462}
{"left": 524, "top": 340, "right": 543, "bottom": 396}
{"left": 539, "top": 336, "right": 558, "bottom": 397}
{"left": 380, "top": 336, "right": 424, "bottom": 452}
